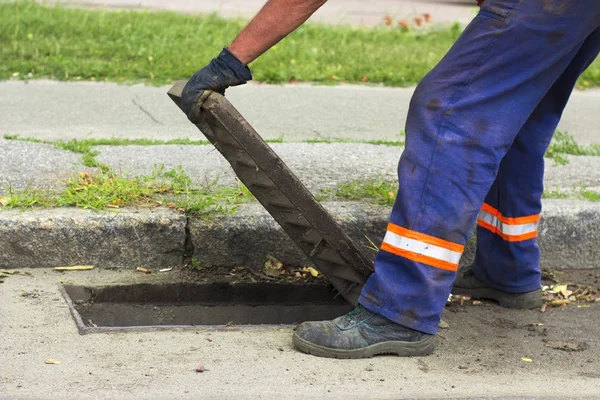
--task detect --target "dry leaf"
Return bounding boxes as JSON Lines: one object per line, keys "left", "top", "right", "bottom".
{"left": 264, "top": 255, "right": 283, "bottom": 277}
{"left": 398, "top": 20, "right": 410, "bottom": 30}
{"left": 45, "top": 359, "right": 61, "bottom": 365}
{"left": 0, "top": 197, "right": 9, "bottom": 206}
{"left": 560, "top": 288, "right": 573, "bottom": 298}
{"left": 383, "top": 15, "right": 393, "bottom": 26}
{"left": 53, "top": 265, "right": 94, "bottom": 271}
{"left": 414, "top": 16, "right": 423, "bottom": 26}
{"left": 136, "top": 267, "right": 150, "bottom": 274}
{"left": 423, "top": 13, "right": 432, "bottom": 23}
{"left": 551, "top": 284, "right": 568, "bottom": 294}
{"left": 301, "top": 267, "right": 320, "bottom": 277}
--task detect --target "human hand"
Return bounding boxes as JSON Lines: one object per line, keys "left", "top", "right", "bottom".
{"left": 181, "top": 48, "right": 252, "bottom": 122}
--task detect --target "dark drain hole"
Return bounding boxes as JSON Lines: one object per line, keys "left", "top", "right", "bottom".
{"left": 61, "top": 282, "right": 353, "bottom": 333}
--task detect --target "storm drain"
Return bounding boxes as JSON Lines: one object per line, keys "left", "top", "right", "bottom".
{"left": 61, "top": 282, "right": 353, "bottom": 334}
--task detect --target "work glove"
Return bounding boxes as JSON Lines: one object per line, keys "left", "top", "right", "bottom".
{"left": 181, "top": 47, "right": 252, "bottom": 122}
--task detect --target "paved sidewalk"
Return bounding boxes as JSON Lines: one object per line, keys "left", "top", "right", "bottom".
{"left": 1, "top": 268, "right": 599, "bottom": 399}
{"left": 1, "top": 81, "right": 599, "bottom": 144}
{"left": 49, "top": 0, "right": 480, "bottom": 26}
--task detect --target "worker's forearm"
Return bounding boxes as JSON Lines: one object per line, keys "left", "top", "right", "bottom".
{"left": 228, "top": 0, "right": 327, "bottom": 65}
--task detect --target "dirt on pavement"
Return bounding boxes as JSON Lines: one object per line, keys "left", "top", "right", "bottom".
{"left": 0, "top": 267, "right": 598, "bottom": 399}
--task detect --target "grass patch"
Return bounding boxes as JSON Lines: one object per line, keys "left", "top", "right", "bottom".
{"left": 580, "top": 188, "right": 600, "bottom": 202}
{"left": 4, "top": 2, "right": 598, "bottom": 87}
{"left": 0, "top": 1, "right": 586, "bottom": 88}
{"left": 319, "top": 177, "right": 398, "bottom": 206}
{"left": 0, "top": 165, "right": 254, "bottom": 216}
{"left": 542, "top": 189, "right": 570, "bottom": 199}
{"left": 1, "top": 134, "right": 254, "bottom": 216}
{"left": 1, "top": 1, "right": 463, "bottom": 86}
{"left": 545, "top": 131, "right": 600, "bottom": 165}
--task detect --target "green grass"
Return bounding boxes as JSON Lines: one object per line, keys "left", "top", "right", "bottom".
{"left": 1, "top": 165, "right": 254, "bottom": 216}
{"left": 319, "top": 177, "right": 398, "bottom": 206}
{"left": 580, "top": 188, "right": 600, "bottom": 202}
{"left": 1, "top": 134, "right": 254, "bottom": 216}
{"left": 546, "top": 131, "right": 600, "bottom": 157}
{"left": 541, "top": 189, "right": 570, "bottom": 199}
{"left": 1, "top": 1, "right": 463, "bottom": 86}
{"left": 545, "top": 131, "right": 600, "bottom": 165}
{"left": 0, "top": 1, "right": 584, "bottom": 88}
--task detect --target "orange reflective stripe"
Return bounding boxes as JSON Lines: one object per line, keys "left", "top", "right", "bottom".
{"left": 381, "top": 243, "right": 459, "bottom": 272}
{"left": 386, "top": 223, "right": 465, "bottom": 253}
{"left": 477, "top": 219, "right": 538, "bottom": 242}
{"left": 481, "top": 203, "right": 540, "bottom": 225}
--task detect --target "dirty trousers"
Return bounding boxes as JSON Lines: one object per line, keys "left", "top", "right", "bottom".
{"left": 359, "top": 0, "right": 600, "bottom": 334}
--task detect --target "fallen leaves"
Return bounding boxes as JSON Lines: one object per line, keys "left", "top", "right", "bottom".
{"left": 263, "top": 256, "right": 322, "bottom": 281}
{"left": 264, "top": 255, "right": 283, "bottom": 277}
{"left": 542, "top": 280, "right": 598, "bottom": 310}
{"left": 300, "top": 266, "right": 320, "bottom": 278}
{"left": 53, "top": 265, "right": 94, "bottom": 271}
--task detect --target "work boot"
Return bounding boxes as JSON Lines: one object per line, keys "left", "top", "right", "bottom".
{"left": 452, "top": 267, "right": 544, "bottom": 309}
{"left": 292, "top": 305, "right": 437, "bottom": 359}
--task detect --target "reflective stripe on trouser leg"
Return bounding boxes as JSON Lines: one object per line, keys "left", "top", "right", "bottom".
{"left": 477, "top": 203, "right": 540, "bottom": 242}
{"left": 472, "top": 26, "right": 600, "bottom": 294}
{"left": 359, "top": 1, "right": 600, "bottom": 334}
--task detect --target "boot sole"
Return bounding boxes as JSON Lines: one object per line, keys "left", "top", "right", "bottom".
{"left": 452, "top": 287, "right": 544, "bottom": 309}
{"left": 292, "top": 333, "right": 437, "bottom": 359}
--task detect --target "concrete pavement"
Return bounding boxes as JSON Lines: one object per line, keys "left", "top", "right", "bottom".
{"left": 1, "top": 268, "right": 599, "bottom": 399}
{"left": 1, "top": 80, "right": 600, "bottom": 272}
{"left": 1, "top": 80, "right": 599, "bottom": 144}
{"left": 48, "top": 0, "right": 480, "bottom": 26}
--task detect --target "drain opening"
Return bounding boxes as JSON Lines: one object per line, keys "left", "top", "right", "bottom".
{"left": 61, "top": 282, "right": 353, "bottom": 333}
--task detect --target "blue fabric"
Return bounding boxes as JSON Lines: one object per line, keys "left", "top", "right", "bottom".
{"left": 359, "top": 0, "right": 600, "bottom": 335}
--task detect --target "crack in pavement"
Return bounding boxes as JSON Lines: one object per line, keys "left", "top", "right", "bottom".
{"left": 131, "top": 96, "right": 164, "bottom": 125}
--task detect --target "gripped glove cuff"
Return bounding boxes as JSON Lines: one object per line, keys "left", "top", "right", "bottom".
{"left": 181, "top": 47, "right": 252, "bottom": 122}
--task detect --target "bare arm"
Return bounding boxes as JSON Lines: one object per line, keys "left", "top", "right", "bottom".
{"left": 228, "top": 0, "right": 328, "bottom": 65}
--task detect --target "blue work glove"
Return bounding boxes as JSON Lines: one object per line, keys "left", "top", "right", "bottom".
{"left": 181, "top": 47, "right": 252, "bottom": 122}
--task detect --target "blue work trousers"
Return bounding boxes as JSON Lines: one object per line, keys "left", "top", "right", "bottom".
{"left": 359, "top": 0, "right": 600, "bottom": 334}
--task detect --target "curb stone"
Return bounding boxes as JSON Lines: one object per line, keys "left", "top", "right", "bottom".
{"left": 0, "top": 200, "right": 599, "bottom": 270}
{"left": 0, "top": 208, "right": 186, "bottom": 269}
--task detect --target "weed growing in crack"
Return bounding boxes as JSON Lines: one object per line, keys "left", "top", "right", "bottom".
{"left": 319, "top": 177, "right": 398, "bottom": 206}
{"left": 545, "top": 131, "right": 600, "bottom": 165}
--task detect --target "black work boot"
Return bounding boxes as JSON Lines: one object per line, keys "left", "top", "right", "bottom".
{"left": 452, "top": 267, "right": 544, "bottom": 309}
{"left": 292, "top": 305, "right": 437, "bottom": 359}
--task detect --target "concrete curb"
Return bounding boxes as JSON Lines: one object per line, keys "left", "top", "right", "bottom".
{"left": 0, "top": 208, "right": 186, "bottom": 269}
{"left": 1, "top": 199, "right": 599, "bottom": 270}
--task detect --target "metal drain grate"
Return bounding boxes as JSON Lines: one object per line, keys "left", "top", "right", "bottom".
{"left": 167, "top": 84, "right": 374, "bottom": 305}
